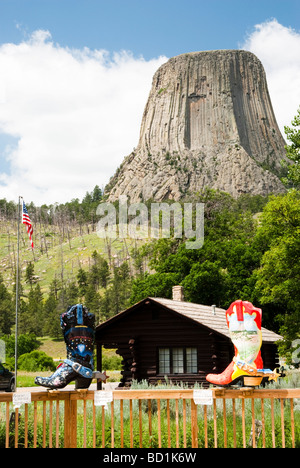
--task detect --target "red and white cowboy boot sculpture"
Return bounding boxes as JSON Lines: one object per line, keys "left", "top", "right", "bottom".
{"left": 206, "top": 300, "right": 282, "bottom": 387}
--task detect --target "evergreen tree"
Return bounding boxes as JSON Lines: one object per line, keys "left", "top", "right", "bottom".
{"left": 85, "top": 284, "right": 101, "bottom": 322}
{"left": 43, "top": 291, "right": 61, "bottom": 338}
{"left": 77, "top": 268, "right": 88, "bottom": 298}
{"left": 92, "top": 185, "right": 103, "bottom": 202}
{"left": 0, "top": 275, "right": 14, "bottom": 335}
{"left": 64, "top": 281, "right": 79, "bottom": 306}
{"left": 89, "top": 251, "right": 110, "bottom": 289}
{"left": 25, "top": 262, "right": 35, "bottom": 289}
{"left": 102, "top": 262, "right": 132, "bottom": 317}
{"left": 23, "top": 284, "right": 44, "bottom": 336}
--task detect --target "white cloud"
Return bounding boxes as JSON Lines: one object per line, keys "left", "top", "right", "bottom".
{"left": 0, "top": 30, "right": 167, "bottom": 204}
{"left": 1, "top": 21, "right": 299, "bottom": 205}
{"left": 242, "top": 19, "right": 300, "bottom": 139}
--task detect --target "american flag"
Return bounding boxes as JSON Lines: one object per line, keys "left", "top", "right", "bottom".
{"left": 22, "top": 201, "right": 34, "bottom": 249}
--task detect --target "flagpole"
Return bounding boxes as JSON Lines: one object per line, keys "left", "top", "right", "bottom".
{"left": 15, "top": 195, "right": 22, "bottom": 389}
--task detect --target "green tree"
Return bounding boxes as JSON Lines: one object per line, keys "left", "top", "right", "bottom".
{"left": 64, "top": 281, "right": 79, "bottom": 306}
{"left": 129, "top": 190, "right": 262, "bottom": 309}
{"left": 22, "top": 284, "right": 44, "bottom": 335}
{"left": 2, "top": 333, "right": 39, "bottom": 359}
{"left": 18, "top": 350, "right": 56, "bottom": 372}
{"left": 85, "top": 284, "right": 101, "bottom": 321}
{"left": 48, "top": 278, "right": 62, "bottom": 301}
{"left": 253, "top": 190, "right": 300, "bottom": 360}
{"left": 182, "top": 260, "right": 228, "bottom": 306}
{"left": 283, "top": 106, "right": 300, "bottom": 187}
{"left": 110, "top": 263, "right": 132, "bottom": 314}
{"left": 100, "top": 262, "right": 132, "bottom": 318}
{"left": 77, "top": 268, "right": 88, "bottom": 298}
{"left": 92, "top": 185, "right": 103, "bottom": 202}
{"left": 0, "top": 199, "right": 17, "bottom": 219}
{"left": 25, "top": 262, "right": 35, "bottom": 289}
{"left": 89, "top": 251, "right": 110, "bottom": 289}
{"left": 0, "top": 275, "right": 14, "bottom": 335}
{"left": 43, "top": 290, "right": 61, "bottom": 338}
{"left": 98, "top": 258, "right": 110, "bottom": 288}
{"left": 130, "top": 271, "right": 181, "bottom": 304}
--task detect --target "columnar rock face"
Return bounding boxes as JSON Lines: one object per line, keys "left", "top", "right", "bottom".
{"left": 106, "top": 50, "right": 286, "bottom": 201}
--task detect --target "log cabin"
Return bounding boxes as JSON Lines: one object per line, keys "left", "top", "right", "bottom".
{"left": 95, "top": 286, "right": 282, "bottom": 388}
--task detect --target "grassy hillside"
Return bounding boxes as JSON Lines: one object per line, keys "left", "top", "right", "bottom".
{"left": 0, "top": 220, "right": 143, "bottom": 296}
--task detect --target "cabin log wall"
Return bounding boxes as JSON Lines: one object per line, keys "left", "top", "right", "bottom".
{"left": 97, "top": 302, "right": 279, "bottom": 387}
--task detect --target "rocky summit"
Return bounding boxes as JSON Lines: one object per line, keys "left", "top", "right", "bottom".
{"left": 106, "top": 50, "right": 287, "bottom": 202}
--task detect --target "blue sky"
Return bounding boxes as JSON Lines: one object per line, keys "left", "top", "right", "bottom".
{"left": 1, "top": 0, "right": 299, "bottom": 58}
{"left": 0, "top": 0, "right": 300, "bottom": 204}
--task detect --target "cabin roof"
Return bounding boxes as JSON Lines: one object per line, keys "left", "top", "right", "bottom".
{"left": 149, "top": 298, "right": 282, "bottom": 343}
{"left": 96, "top": 297, "right": 282, "bottom": 343}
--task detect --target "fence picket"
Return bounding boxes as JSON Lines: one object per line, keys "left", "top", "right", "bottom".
{"left": 261, "top": 398, "right": 266, "bottom": 448}
{"left": 291, "top": 399, "right": 295, "bottom": 448}
{"left": 232, "top": 399, "right": 236, "bottom": 448}
{"left": 183, "top": 399, "right": 187, "bottom": 448}
{"left": 157, "top": 399, "right": 161, "bottom": 448}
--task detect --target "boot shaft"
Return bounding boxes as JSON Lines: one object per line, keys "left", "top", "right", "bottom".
{"left": 226, "top": 300, "right": 262, "bottom": 330}
{"left": 226, "top": 300, "right": 262, "bottom": 367}
{"left": 60, "top": 304, "right": 95, "bottom": 368}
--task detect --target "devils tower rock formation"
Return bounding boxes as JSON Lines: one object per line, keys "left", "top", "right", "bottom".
{"left": 106, "top": 50, "right": 286, "bottom": 201}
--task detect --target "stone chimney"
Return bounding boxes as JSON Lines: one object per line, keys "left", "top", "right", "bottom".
{"left": 172, "top": 285, "right": 184, "bottom": 302}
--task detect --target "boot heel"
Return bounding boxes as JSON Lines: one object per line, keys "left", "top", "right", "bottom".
{"left": 75, "top": 377, "right": 92, "bottom": 390}
{"left": 243, "top": 376, "right": 262, "bottom": 387}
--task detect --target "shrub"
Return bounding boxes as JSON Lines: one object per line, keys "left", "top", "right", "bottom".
{"left": 102, "top": 354, "right": 122, "bottom": 371}
{"left": 1, "top": 333, "right": 40, "bottom": 358}
{"left": 18, "top": 351, "right": 56, "bottom": 372}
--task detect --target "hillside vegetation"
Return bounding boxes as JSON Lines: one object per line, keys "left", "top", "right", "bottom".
{"left": 0, "top": 186, "right": 300, "bottom": 367}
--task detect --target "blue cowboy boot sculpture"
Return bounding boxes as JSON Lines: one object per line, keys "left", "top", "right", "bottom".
{"left": 35, "top": 304, "right": 101, "bottom": 390}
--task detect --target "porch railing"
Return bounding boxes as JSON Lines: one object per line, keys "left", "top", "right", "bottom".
{"left": 0, "top": 388, "right": 299, "bottom": 448}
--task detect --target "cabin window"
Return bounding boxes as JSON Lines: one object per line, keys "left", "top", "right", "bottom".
{"left": 158, "top": 347, "right": 197, "bottom": 374}
{"left": 172, "top": 348, "right": 184, "bottom": 373}
{"left": 186, "top": 347, "right": 198, "bottom": 373}
{"left": 159, "top": 348, "right": 170, "bottom": 373}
